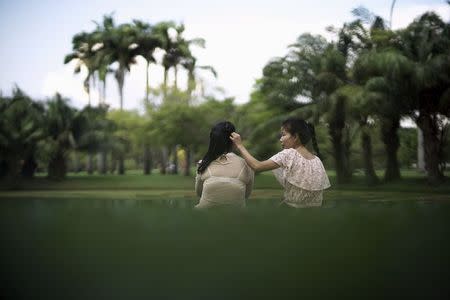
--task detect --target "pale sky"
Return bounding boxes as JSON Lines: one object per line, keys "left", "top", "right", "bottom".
{"left": 0, "top": 0, "right": 448, "bottom": 111}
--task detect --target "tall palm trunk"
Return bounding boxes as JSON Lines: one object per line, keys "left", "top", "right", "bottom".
{"left": 174, "top": 66, "right": 178, "bottom": 90}
{"left": 417, "top": 113, "right": 445, "bottom": 184}
{"left": 381, "top": 117, "right": 401, "bottom": 182}
{"left": 115, "top": 68, "right": 125, "bottom": 110}
{"left": 330, "top": 130, "right": 352, "bottom": 184}
{"left": 329, "top": 97, "right": 352, "bottom": 184}
{"left": 163, "top": 68, "right": 169, "bottom": 99}
{"left": 145, "top": 60, "right": 151, "bottom": 105}
{"left": 84, "top": 76, "right": 91, "bottom": 107}
{"left": 361, "top": 129, "right": 379, "bottom": 185}
{"left": 143, "top": 60, "right": 153, "bottom": 175}
{"left": 115, "top": 67, "right": 126, "bottom": 175}
{"left": 187, "top": 72, "right": 196, "bottom": 96}
{"left": 102, "top": 79, "right": 107, "bottom": 105}
{"left": 91, "top": 75, "right": 98, "bottom": 105}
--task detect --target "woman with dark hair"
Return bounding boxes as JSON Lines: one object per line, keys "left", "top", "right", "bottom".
{"left": 195, "top": 121, "right": 254, "bottom": 209}
{"left": 230, "top": 117, "right": 330, "bottom": 208}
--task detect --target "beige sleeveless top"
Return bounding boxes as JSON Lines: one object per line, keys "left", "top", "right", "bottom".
{"left": 195, "top": 153, "right": 254, "bottom": 209}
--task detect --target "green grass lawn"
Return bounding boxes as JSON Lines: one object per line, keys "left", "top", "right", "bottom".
{"left": 1, "top": 170, "right": 450, "bottom": 299}
{"left": 1, "top": 169, "right": 449, "bottom": 203}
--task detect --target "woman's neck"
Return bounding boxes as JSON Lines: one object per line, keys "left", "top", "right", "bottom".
{"left": 295, "top": 144, "right": 315, "bottom": 159}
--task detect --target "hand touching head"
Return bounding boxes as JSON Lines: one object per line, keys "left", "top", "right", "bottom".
{"left": 230, "top": 132, "right": 243, "bottom": 147}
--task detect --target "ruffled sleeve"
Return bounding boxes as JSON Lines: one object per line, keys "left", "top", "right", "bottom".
{"left": 270, "top": 149, "right": 294, "bottom": 187}
{"left": 269, "top": 149, "right": 293, "bottom": 168}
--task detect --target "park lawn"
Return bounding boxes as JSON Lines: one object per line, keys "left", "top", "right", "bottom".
{"left": 1, "top": 170, "right": 449, "bottom": 203}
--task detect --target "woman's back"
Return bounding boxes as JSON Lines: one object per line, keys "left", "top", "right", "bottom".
{"left": 195, "top": 153, "right": 254, "bottom": 208}
{"left": 270, "top": 148, "right": 330, "bottom": 208}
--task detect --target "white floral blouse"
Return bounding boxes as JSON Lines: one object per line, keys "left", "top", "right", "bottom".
{"left": 270, "top": 148, "right": 331, "bottom": 208}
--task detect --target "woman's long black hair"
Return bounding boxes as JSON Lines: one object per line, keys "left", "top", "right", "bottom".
{"left": 197, "top": 121, "right": 236, "bottom": 174}
{"left": 281, "top": 117, "right": 322, "bottom": 159}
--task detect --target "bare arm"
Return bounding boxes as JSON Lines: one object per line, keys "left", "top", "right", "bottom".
{"left": 230, "top": 132, "right": 279, "bottom": 172}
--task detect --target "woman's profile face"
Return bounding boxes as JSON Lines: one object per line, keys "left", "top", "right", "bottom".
{"left": 279, "top": 127, "right": 298, "bottom": 149}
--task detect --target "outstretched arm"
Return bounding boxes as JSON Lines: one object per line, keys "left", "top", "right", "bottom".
{"left": 230, "top": 132, "right": 279, "bottom": 172}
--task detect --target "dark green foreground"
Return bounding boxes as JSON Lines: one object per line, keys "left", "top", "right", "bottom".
{"left": 1, "top": 172, "right": 450, "bottom": 299}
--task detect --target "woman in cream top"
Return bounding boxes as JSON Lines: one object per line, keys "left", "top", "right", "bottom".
{"left": 195, "top": 122, "right": 254, "bottom": 209}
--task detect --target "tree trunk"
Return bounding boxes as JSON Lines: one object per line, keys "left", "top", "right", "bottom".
{"left": 5, "top": 155, "right": 22, "bottom": 186}
{"left": 21, "top": 155, "right": 37, "bottom": 178}
{"left": 329, "top": 96, "right": 352, "bottom": 184}
{"left": 73, "top": 151, "right": 80, "bottom": 173}
{"left": 184, "top": 146, "right": 191, "bottom": 176}
{"left": 110, "top": 154, "right": 117, "bottom": 174}
{"left": 48, "top": 150, "right": 67, "bottom": 180}
{"left": 163, "top": 68, "right": 168, "bottom": 100}
{"left": 417, "top": 128, "right": 426, "bottom": 171}
{"left": 330, "top": 131, "right": 351, "bottom": 184}
{"left": 143, "top": 144, "right": 152, "bottom": 175}
{"left": 159, "top": 147, "right": 168, "bottom": 175}
{"left": 145, "top": 61, "right": 150, "bottom": 105}
{"left": 174, "top": 66, "right": 178, "bottom": 90}
{"left": 98, "top": 151, "right": 108, "bottom": 174}
{"left": 101, "top": 79, "right": 107, "bottom": 106}
{"left": 173, "top": 145, "right": 178, "bottom": 175}
{"left": 87, "top": 153, "right": 94, "bottom": 175}
{"left": 118, "top": 154, "right": 125, "bottom": 175}
{"left": 381, "top": 117, "right": 401, "bottom": 182}
{"left": 417, "top": 113, "right": 445, "bottom": 184}
{"left": 115, "top": 68, "right": 125, "bottom": 111}
{"left": 361, "top": 130, "right": 379, "bottom": 186}
{"left": 187, "top": 72, "right": 196, "bottom": 96}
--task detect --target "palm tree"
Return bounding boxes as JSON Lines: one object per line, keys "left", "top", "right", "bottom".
{"left": 398, "top": 12, "right": 450, "bottom": 184}
{"left": 257, "top": 33, "right": 354, "bottom": 184}
{"left": 0, "top": 87, "right": 45, "bottom": 184}
{"left": 97, "top": 15, "right": 139, "bottom": 111}
{"left": 155, "top": 22, "right": 206, "bottom": 96}
{"left": 132, "top": 20, "right": 164, "bottom": 175}
{"left": 64, "top": 32, "right": 98, "bottom": 106}
{"left": 152, "top": 21, "right": 177, "bottom": 100}
{"left": 133, "top": 20, "right": 163, "bottom": 105}
{"left": 349, "top": 8, "right": 407, "bottom": 182}
{"left": 74, "top": 105, "right": 116, "bottom": 175}
{"left": 182, "top": 56, "right": 217, "bottom": 97}
{"left": 152, "top": 22, "right": 206, "bottom": 174}
{"left": 46, "top": 94, "right": 83, "bottom": 180}
{"left": 94, "top": 15, "right": 140, "bottom": 175}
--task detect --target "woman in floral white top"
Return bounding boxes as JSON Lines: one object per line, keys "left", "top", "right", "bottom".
{"left": 230, "top": 117, "right": 330, "bottom": 208}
